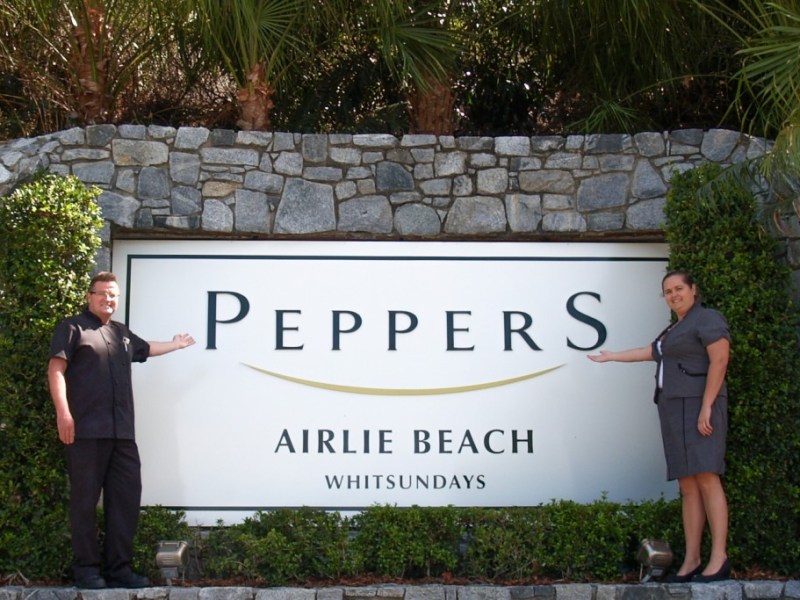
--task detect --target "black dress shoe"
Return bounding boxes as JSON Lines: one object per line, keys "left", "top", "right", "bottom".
{"left": 692, "top": 559, "right": 732, "bottom": 583}
{"left": 106, "top": 572, "right": 151, "bottom": 588}
{"left": 74, "top": 574, "right": 107, "bottom": 589}
{"left": 664, "top": 563, "right": 703, "bottom": 583}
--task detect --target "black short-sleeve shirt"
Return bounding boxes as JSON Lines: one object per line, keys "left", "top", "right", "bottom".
{"left": 49, "top": 309, "right": 150, "bottom": 439}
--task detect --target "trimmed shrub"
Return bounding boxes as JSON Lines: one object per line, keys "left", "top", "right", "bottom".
{"left": 0, "top": 173, "right": 103, "bottom": 580}
{"left": 664, "top": 163, "right": 800, "bottom": 572}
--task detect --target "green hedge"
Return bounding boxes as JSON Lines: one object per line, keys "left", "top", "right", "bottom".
{"left": 0, "top": 173, "right": 103, "bottom": 580}
{"left": 664, "top": 163, "right": 800, "bottom": 573}
{"left": 2, "top": 164, "right": 800, "bottom": 583}
{"left": 131, "top": 500, "right": 683, "bottom": 585}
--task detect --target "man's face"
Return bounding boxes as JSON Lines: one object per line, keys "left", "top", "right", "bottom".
{"left": 87, "top": 280, "right": 120, "bottom": 323}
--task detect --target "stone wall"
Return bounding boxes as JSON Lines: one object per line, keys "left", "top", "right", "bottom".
{"left": 1, "top": 125, "right": 797, "bottom": 283}
{"left": 1, "top": 580, "right": 799, "bottom": 600}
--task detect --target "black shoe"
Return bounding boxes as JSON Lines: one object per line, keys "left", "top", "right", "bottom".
{"left": 74, "top": 574, "right": 107, "bottom": 589}
{"left": 692, "top": 559, "right": 732, "bottom": 583}
{"left": 106, "top": 572, "right": 151, "bottom": 588}
{"left": 664, "top": 563, "right": 703, "bottom": 583}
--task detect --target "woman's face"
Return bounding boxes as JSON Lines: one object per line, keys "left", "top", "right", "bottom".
{"left": 662, "top": 274, "right": 696, "bottom": 318}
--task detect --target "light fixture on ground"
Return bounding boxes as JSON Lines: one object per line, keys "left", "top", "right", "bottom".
{"left": 636, "top": 539, "right": 673, "bottom": 582}
{"left": 155, "top": 540, "right": 189, "bottom": 585}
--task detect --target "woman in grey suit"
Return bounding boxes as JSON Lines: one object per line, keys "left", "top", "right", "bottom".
{"left": 588, "top": 270, "right": 731, "bottom": 583}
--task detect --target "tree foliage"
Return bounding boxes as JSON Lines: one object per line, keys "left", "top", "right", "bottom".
{"left": 664, "top": 163, "right": 800, "bottom": 572}
{"left": 0, "top": 173, "right": 103, "bottom": 580}
{"left": 0, "top": 0, "right": 752, "bottom": 137}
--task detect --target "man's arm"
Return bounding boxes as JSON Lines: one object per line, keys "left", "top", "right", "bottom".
{"left": 47, "top": 357, "right": 75, "bottom": 445}
{"left": 148, "top": 333, "right": 196, "bottom": 357}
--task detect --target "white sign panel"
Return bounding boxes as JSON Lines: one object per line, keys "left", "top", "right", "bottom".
{"left": 112, "top": 240, "right": 673, "bottom": 524}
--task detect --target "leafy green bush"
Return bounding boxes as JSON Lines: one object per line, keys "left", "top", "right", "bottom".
{"left": 664, "top": 163, "right": 800, "bottom": 572}
{"left": 0, "top": 173, "right": 103, "bottom": 580}
{"left": 460, "top": 507, "right": 548, "bottom": 581}
{"left": 168, "top": 502, "right": 693, "bottom": 584}
{"left": 350, "top": 505, "right": 461, "bottom": 579}
{"left": 203, "top": 508, "right": 352, "bottom": 585}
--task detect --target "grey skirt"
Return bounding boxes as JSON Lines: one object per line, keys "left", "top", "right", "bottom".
{"left": 656, "top": 394, "right": 727, "bottom": 481}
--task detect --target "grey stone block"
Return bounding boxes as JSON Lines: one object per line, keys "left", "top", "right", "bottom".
{"left": 202, "top": 198, "right": 234, "bottom": 232}
{"left": 477, "top": 168, "right": 509, "bottom": 194}
{"left": 72, "top": 161, "right": 115, "bottom": 184}
{"left": 669, "top": 129, "right": 704, "bottom": 145}
{"left": 444, "top": 196, "right": 506, "bottom": 234}
{"left": 274, "top": 178, "right": 335, "bottom": 234}
{"left": 741, "top": 581, "right": 784, "bottom": 599}
{"left": 634, "top": 132, "right": 666, "bottom": 157}
{"left": 198, "top": 588, "right": 254, "bottom": 600}
{"left": 210, "top": 129, "right": 237, "bottom": 146}
{"left": 244, "top": 171, "right": 284, "bottom": 194}
{"left": 495, "top": 136, "right": 531, "bottom": 156}
{"left": 353, "top": 134, "right": 398, "bottom": 148}
{"left": 377, "top": 161, "right": 415, "bottom": 192}
{"left": 302, "top": 134, "right": 328, "bottom": 162}
{"left": 577, "top": 173, "right": 629, "bottom": 210}
{"left": 175, "top": 128, "right": 210, "bottom": 150}
{"left": 304, "top": 166, "right": 343, "bottom": 182}
{"left": 701, "top": 129, "right": 741, "bottom": 162}
{"left": 395, "top": 203, "right": 441, "bottom": 235}
{"left": 98, "top": 191, "right": 140, "bottom": 228}
{"left": 170, "top": 152, "right": 201, "bottom": 185}
{"left": 434, "top": 152, "right": 467, "bottom": 177}
{"left": 632, "top": 161, "right": 667, "bottom": 199}
{"left": 784, "top": 580, "right": 800, "bottom": 599}
{"left": 338, "top": 195, "right": 393, "bottom": 233}
{"left": 505, "top": 193, "right": 542, "bottom": 232}
{"left": 274, "top": 152, "right": 304, "bottom": 176}
{"left": 86, "top": 125, "right": 117, "bottom": 147}
{"left": 112, "top": 140, "right": 168, "bottom": 166}
{"left": 542, "top": 211, "right": 587, "bottom": 232}
{"left": 56, "top": 127, "right": 86, "bottom": 145}
{"left": 201, "top": 148, "right": 259, "bottom": 167}
{"left": 236, "top": 131, "right": 273, "bottom": 147}
{"left": 586, "top": 134, "right": 631, "bottom": 154}
{"left": 255, "top": 588, "right": 315, "bottom": 600}
{"left": 138, "top": 166, "right": 170, "bottom": 199}
{"left": 235, "top": 189, "right": 271, "bottom": 233}
{"left": 627, "top": 198, "right": 666, "bottom": 230}
{"left": 518, "top": 171, "right": 574, "bottom": 195}
{"left": 118, "top": 124, "right": 147, "bottom": 139}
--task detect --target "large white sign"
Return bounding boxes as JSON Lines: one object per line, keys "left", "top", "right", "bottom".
{"left": 112, "top": 240, "right": 673, "bottom": 524}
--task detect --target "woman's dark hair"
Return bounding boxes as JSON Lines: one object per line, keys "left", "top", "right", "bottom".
{"left": 662, "top": 269, "right": 695, "bottom": 289}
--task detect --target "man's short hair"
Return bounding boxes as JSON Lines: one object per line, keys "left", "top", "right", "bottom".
{"left": 89, "top": 272, "right": 118, "bottom": 290}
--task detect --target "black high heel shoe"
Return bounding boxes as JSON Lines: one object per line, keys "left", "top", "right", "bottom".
{"left": 692, "top": 558, "right": 732, "bottom": 583}
{"left": 664, "top": 563, "right": 704, "bottom": 583}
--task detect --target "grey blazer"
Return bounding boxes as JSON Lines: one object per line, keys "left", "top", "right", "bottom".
{"left": 651, "top": 303, "right": 731, "bottom": 401}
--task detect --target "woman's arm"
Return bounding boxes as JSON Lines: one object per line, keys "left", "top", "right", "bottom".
{"left": 697, "top": 337, "right": 730, "bottom": 436}
{"left": 587, "top": 345, "right": 654, "bottom": 363}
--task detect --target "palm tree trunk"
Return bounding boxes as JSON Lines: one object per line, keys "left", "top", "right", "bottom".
{"left": 407, "top": 74, "right": 455, "bottom": 136}
{"left": 69, "top": 0, "right": 110, "bottom": 123}
{"left": 235, "top": 61, "right": 275, "bottom": 131}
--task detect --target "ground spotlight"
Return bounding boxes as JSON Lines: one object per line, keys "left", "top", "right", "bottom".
{"left": 155, "top": 540, "right": 189, "bottom": 586}
{"left": 636, "top": 539, "right": 673, "bottom": 582}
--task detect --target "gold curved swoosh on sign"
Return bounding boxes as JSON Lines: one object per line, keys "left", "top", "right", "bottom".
{"left": 241, "top": 363, "right": 564, "bottom": 396}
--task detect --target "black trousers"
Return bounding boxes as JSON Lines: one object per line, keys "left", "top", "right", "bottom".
{"left": 65, "top": 439, "right": 142, "bottom": 580}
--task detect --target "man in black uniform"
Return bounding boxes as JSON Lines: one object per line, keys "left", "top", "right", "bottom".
{"left": 48, "top": 272, "right": 195, "bottom": 589}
